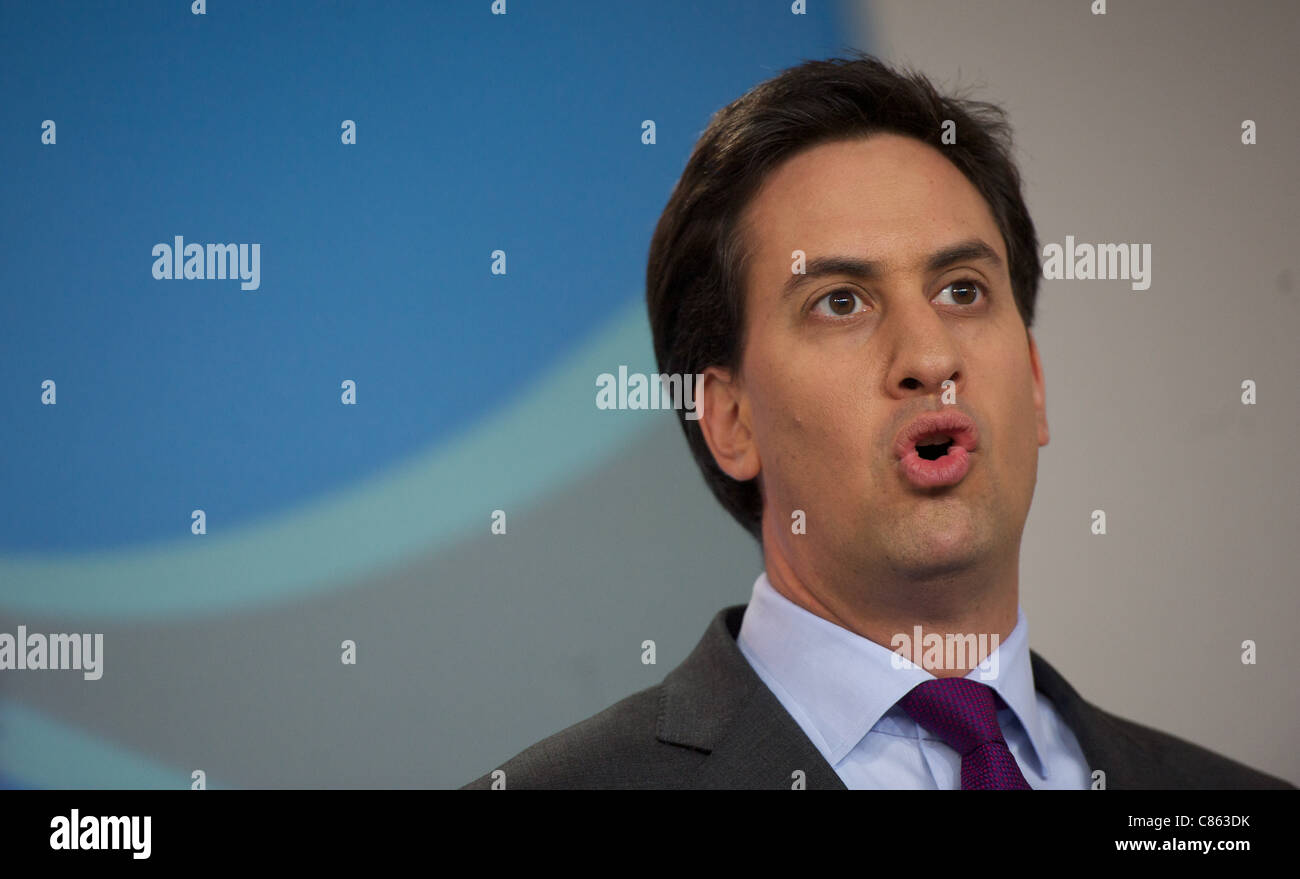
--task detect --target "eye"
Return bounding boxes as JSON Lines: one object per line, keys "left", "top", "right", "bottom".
{"left": 811, "top": 287, "right": 867, "bottom": 318}
{"left": 934, "top": 278, "right": 986, "bottom": 307}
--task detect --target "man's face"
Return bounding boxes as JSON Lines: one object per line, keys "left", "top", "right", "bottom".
{"left": 705, "top": 133, "right": 1048, "bottom": 591}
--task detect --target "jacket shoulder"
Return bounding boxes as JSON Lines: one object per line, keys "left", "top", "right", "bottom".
{"left": 1031, "top": 651, "right": 1295, "bottom": 789}
{"left": 1089, "top": 703, "right": 1295, "bottom": 789}
{"left": 459, "top": 684, "right": 707, "bottom": 790}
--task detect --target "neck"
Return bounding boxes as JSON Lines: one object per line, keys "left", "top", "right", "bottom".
{"left": 761, "top": 524, "right": 1019, "bottom": 678}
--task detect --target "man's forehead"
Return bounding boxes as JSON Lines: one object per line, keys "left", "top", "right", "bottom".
{"left": 751, "top": 134, "right": 967, "bottom": 207}
{"left": 742, "top": 136, "right": 1002, "bottom": 263}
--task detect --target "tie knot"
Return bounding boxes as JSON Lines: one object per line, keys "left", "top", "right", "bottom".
{"left": 898, "top": 677, "right": 1007, "bottom": 756}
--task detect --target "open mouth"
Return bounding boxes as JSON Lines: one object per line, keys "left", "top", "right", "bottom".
{"left": 895, "top": 414, "right": 977, "bottom": 488}
{"left": 914, "top": 434, "right": 956, "bottom": 461}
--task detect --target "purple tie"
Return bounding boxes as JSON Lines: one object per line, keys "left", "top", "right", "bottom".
{"left": 898, "top": 678, "right": 1032, "bottom": 789}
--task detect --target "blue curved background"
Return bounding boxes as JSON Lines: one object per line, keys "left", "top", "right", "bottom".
{"left": 0, "top": 0, "right": 855, "bottom": 787}
{"left": 3, "top": 0, "right": 842, "bottom": 553}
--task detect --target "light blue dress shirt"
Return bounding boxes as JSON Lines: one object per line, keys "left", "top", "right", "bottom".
{"left": 736, "top": 571, "right": 1093, "bottom": 789}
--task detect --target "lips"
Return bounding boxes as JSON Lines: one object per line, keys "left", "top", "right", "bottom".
{"left": 893, "top": 410, "right": 980, "bottom": 489}
{"left": 893, "top": 410, "right": 980, "bottom": 461}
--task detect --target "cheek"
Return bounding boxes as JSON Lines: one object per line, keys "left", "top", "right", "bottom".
{"left": 750, "top": 359, "right": 877, "bottom": 480}
{"left": 748, "top": 363, "right": 814, "bottom": 460}
{"left": 990, "top": 351, "right": 1040, "bottom": 462}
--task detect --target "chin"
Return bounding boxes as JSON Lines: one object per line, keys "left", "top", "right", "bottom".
{"left": 903, "top": 549, "right": 983, "bottom": 580}
{"left": 891, "top": 529, "right": 988, "bottom": 577}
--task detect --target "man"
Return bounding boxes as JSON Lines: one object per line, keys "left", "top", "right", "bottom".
{"left": 462, "top": 53, "right": 1293, "bottom": 790}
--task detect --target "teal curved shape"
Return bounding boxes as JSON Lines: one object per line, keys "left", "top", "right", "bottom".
{"left": 0, "top": 698, "right": 220, "bottom": 789}
{"left": 0, "top": 299, "right": 661, "bottom": 621}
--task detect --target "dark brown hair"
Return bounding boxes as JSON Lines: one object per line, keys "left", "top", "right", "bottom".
{"left": 645, "top": 51, "right": 1041, "bottom": 542}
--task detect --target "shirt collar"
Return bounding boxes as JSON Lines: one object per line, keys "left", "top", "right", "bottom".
{"left": 736, "top": 571, "right": 1052, "bottom": 776}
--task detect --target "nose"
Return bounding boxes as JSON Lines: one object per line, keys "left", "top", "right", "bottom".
{"left": 883, "top": 301, "right": 964, "bottom": 400}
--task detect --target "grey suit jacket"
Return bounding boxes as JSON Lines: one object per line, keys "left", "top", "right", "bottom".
{"left": 462, "top": 604, "right": 1295, "bottom": 789}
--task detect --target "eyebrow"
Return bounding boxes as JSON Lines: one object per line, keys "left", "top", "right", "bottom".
{"left": 781, "top": 239, "right": 1004, "bottom": 300}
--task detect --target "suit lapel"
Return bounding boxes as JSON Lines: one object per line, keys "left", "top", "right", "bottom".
{"left": 1030, "top": 649, "right": 1148, "bottom": 788}
{"left": 657, "top": 604, "right": 846, "bottom": 789}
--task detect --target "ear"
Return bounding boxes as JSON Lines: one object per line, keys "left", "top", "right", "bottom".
{"left": 1026, "top": 329, "right": 1049, "bottom": 447}
{"left": 697, "top": 365, "right": 761, "bottom": 482}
